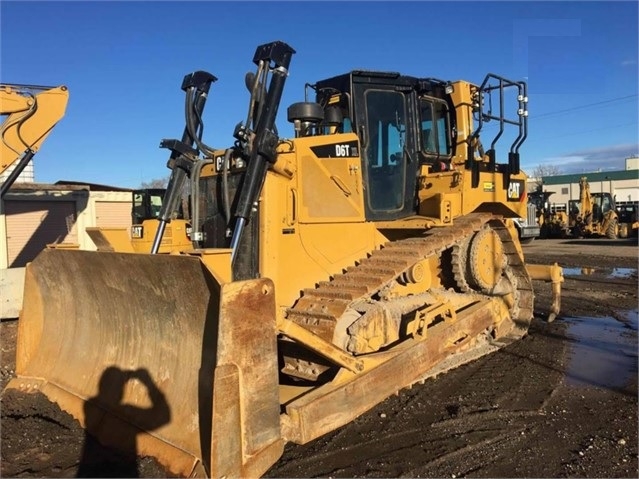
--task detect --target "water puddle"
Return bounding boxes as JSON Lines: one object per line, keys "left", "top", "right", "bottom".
{"left": 564, "top": 310, "right": 638, "bottom": 390}
{"left": 562, "top": 267, "right": 637, "bottom": 279}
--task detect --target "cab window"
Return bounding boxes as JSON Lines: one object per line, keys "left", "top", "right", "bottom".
{"left": 420, "top": 98, "right": 451, "bottom": 156}
{"left": 133, "top": 193, "right": 146, "bottom": 224}
{"left": 149, "top": 194, "right": 163, "bottom": 218}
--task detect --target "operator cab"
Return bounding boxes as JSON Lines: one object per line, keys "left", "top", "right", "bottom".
{"left": 591, "top": 193, "right": 615, "bottom": 221}
{"left": 309, "top": 71, "right": 455, "bottom": 221}
{"left": 132, "top": 188, "right": 185, "bottom": 224}
{"left": 293, "top": 70, "right": 527, "bottom": 223}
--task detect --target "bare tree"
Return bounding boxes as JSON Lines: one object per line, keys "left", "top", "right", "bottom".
{"left": 140, "top": 177, "right": 169, "bottom": 189}
{"left": 531, "top": 164, "right": 562, "bottom": 190}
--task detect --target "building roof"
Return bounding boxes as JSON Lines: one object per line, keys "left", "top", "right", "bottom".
{"left": 5, "top": 180, "right": 132, "bottom": 194}
{"left": 542, "top": 169, "right": 639, "bottom": 185}
{"left": 55, "top": 180, "right": 132, "bottom": 192}
{"left": 8, "top": 182, "right": 89, "bottom": 192}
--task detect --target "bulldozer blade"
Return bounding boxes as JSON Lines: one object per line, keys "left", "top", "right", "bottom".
{"left": 9, "top": 248, "right": 283, "bottom": 478}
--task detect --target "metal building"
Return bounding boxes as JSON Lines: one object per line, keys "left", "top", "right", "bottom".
{"left": 538, "top": 169, "right": 639, "bottom": 209}
{"left": 0, "top": 181, "right": 132, "bottom": 318}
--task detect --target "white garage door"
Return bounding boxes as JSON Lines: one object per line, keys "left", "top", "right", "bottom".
{"left": 95, "top": 201, "right": 132, "bottom": 228}
{"left": 5, "top": 200, "right": 78, "bottom": 267}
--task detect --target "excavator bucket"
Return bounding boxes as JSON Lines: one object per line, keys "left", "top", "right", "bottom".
{"left": 8, "top": 248, "right": 284, "bottom": 478}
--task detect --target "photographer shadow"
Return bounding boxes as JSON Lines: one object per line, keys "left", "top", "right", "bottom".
{"left": 76, "top": 366, "right": 171, "bottom": 478}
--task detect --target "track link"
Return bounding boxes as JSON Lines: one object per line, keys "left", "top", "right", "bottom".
{"left": 282, "top": 213, "right": 533, "bottom": 380}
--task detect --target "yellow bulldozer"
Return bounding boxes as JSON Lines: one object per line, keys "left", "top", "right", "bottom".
{"left": 8, "top": 41, "right": 563, "bottom": 478}
{"left": 85, "top": 187, "right": 193, "bottom": 253}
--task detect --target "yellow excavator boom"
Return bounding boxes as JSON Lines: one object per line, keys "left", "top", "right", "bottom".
{"left": 1, "top": 83, "right": 69, "bottom": 197}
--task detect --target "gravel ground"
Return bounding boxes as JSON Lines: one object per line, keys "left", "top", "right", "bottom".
{"left": 1, "top": 237, "right": 637, "bottom": 478}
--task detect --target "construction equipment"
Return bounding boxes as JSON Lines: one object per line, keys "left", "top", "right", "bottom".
{"left": 85, "top": 188, "right": 193, "bottom": 253}
{"left": 512, "top": 200, "right": 540, "bottom": 244}
{"left": 1, "top": 83, "right": 69, "bottom": 198}
{"left": 615, "top": 200, "right": 639, "bottom": 238}
{"left": 569, "top": 177, "right": 618, "bottom": 239}
{"left": 529, "top": 190, "right": 570, "bottom": 238}
{"left": 130, "top": 188, "right": 192, "bottom": 252}
{"left": 9, "top": 41, "right": 564, "bottom": 478}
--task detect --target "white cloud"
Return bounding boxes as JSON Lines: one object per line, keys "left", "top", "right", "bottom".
{"left": 526, "top": 143, "right": 639, "bottom": 175}
{"left": 621, "top": 59, "right": 638, "bottom": 66}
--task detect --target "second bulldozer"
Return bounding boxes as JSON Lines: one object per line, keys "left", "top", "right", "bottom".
{"left": 9, "top": 41, "right": 563, "bottom": 478}
{"left": 86, "top": 187, "right": 193, "bottom": 253}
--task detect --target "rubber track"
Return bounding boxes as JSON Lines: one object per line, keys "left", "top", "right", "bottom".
{"left": 286, "top": 213, "right": 534, "bottom": 344}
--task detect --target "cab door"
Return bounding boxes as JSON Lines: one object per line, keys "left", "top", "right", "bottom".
{"left": 353, "top": 84, "right": 418, "bottom": 221}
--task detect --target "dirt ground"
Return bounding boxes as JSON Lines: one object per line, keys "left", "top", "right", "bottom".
{"left": 1, "top": 237, "right": 637, "bottom": 478}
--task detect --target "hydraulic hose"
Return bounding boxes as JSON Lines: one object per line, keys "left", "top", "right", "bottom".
{"left": 151, "top": 71, "right": 217, "bottom": 254}
{"left": 230, "top": 42, "right": 295, "bottom": 263}
{"left": 186, "top": 87, "right": 217, "bottom": 158}
{"left": 221, "top": 148, "right": 232, "bottom": 225}
{"left": 189, "top": 157, "right": 214, "bottom": 248}
{"left": 1, "top": 91, "right": 37, "bottom": 154}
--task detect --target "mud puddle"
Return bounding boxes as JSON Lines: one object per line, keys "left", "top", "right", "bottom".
{"left": 563, "top": 310, "right": 638, "bottom": 390}
{"left": 562, "top": 267, "right": 638, "bottom": 279}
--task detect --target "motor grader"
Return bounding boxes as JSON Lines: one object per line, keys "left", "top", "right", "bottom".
{"left": 8, "top": 41, "right": 563, "bottom": 478}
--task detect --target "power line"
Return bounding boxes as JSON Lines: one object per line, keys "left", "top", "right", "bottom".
{"left": 539, "top": 120, "right": 639, "bottom": 140}
{"left": 533, "top": 94, "right": 638, "bottom": 120}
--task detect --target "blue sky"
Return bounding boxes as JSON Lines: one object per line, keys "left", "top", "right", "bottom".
{"left": 2, "top": 0, "right": 637, "bottom": 187}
